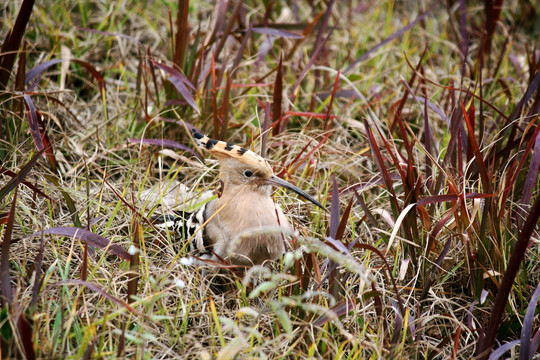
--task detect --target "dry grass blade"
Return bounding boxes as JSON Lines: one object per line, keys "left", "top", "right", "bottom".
{"left": 29, "top": 225, "right": 45, "bottom": 309}
{"left": 128, "top": 138, "right": 203, "bottom": 161}
{"left": 289, "top": 130, "right": 333, "bottom": 175}
{"left": 56, "top": 280, "right": 134, "bottom": 313}
{"left": 355, "top": 243, "right": 405, "bottom": 315}
{"left": 0, "top": 148, "right": 45, "bottom": 203}
{"left": 43, "top": 175, "right": 82, "bottom": 228}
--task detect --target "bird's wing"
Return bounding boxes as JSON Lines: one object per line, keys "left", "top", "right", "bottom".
{"left": 153, "top": 203, "right": 211, "bottom": 257}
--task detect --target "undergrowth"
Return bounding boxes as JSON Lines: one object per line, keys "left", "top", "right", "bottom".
{"left": 1, "top": 0, "right": 540, "bottom": 359}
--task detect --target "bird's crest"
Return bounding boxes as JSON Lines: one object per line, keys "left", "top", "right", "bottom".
{"left": 192, "top": 130, "right": 272, "bottom": 172}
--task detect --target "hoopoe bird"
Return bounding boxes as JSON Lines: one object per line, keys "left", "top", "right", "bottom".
{"left": 154, "top": 129, "right": 325, "bottom": 266}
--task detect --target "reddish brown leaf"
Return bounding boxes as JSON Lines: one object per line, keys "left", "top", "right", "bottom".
{"left": 0, "top": 168, "right": 52, "bottom": 201}
{"left": 312, "top": 298, "right": 355, "bottom": 327}
{"left": 329, "top": 175, "right": 340, "bottom": 239}
{"left": 25, "top": 227, "right": 130, "bottom": 260}
{"left": 519, "top": 282, "right": 540, "bottom": 359}
{"left": 461, "top": 99, "right": 491, "bottom": 193}
{"left": 477, "top": 193, "right": 540, "bottom": 359}
{"left": 420, "top": 236, "right": 453, "bottom": 303}
{"left": 30, "top": 223, "right": 44, "bottom": 308}
{"left": 151, "top": 59, "right": 199, "bottom": 113}
{"left": 127, "top": 217, "right": 141, "bottom": 303}
{"left": 18, "top": 314, "right": 35, "bottom": 360}
{"left": 252, "top": 27, "right": 304, "bottom": 39}
{"left": 1, "top": 187, "right": 18, "bottom": 306}
{"left": 214, "top": 0, "right": 244, "bottom": 59}
{"left": 324, "top": 71, "right": 340, "bottom": 130}
{"left": 273, "top": 54, "right": 283, "bottom": 135}
{"left": 0, "top": 0, "right": 35, "bottom": 89}
{"left": 21, "top": 93, "right": 44, "bottom": 152}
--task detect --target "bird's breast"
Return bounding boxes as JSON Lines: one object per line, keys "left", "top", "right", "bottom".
{"left": 206, "top": 191, "right": 289, "bottom": 265}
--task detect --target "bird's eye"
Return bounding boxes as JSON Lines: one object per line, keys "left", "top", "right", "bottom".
{"left": 243, "top": 170, "right": 253, "bottom": 177}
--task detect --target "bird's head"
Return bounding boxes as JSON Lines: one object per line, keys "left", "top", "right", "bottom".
{"left": 192, "top": 129, "right": 326, "bottom": 211}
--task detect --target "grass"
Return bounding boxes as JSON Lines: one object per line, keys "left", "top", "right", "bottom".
{"left": 1, "top": 0, "right": 540, "bottom": 358}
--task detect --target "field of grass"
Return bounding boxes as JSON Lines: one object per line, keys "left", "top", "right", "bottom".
{"left": 1, "top": 0, "right": 540, "bottom": 358}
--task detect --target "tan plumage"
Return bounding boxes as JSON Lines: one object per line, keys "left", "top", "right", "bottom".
{"left": 155, "top": 130, "right": 325, "bottom": 266}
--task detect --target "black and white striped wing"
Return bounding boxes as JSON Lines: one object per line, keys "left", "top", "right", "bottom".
{"left": 153, "top": 203, "right": 210, "bottom": 257}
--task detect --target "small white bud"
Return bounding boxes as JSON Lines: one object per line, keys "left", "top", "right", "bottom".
{"left": 128, "top": 245, "right": 139, "bottom": 255}
{"left": 180, "top": 257, "right": 194, "bottom": 266}
{"left": 175, "top": 279, "right": 186, "bottom": 289}
{"left": 283, "top": 252, "right": 294, "bottom": 268}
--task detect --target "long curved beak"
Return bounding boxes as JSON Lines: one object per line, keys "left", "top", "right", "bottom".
{"left": 266, "top": 175, "right": 327, "bottom": 212}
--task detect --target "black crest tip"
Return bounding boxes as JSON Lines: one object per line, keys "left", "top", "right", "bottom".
{"left": 192, "top": 129, "right": 204, "bottom": 140}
